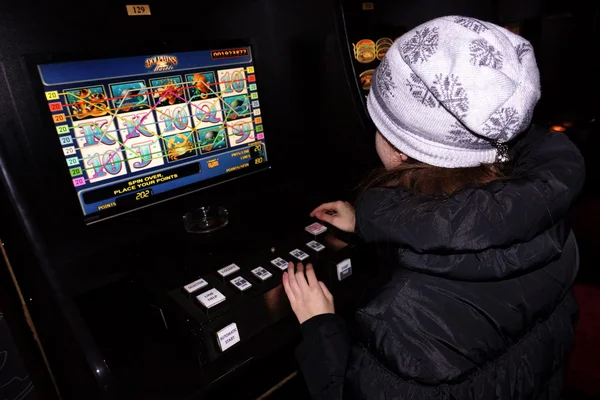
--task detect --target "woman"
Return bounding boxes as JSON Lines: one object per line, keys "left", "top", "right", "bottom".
{"left": 282, "top": 16, "right": 584, "bottom": 399}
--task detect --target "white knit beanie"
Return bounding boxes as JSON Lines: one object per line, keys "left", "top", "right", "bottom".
{"left": 367, "top": 16, "right": 541, "bottom": 168}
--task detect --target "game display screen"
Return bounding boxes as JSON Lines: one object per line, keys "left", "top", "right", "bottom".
{"left": 38, "top": 46, "right": 268, "bottom": 224}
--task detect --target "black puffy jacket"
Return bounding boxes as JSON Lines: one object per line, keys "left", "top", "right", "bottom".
{"left": 296, "top": 127, "right": 584, "bottom": 400}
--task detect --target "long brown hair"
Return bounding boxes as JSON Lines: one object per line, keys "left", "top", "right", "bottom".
{"left": 360, "top": 158, "right": 506, "bottom": 196}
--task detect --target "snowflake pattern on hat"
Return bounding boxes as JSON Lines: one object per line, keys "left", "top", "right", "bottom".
{"left": 449, "top": 121, "right": 490, "bottom": 147}
{"left": 400, "top": 27, "right": 439, "bottom": 64}
{"left": 483, "top": 108, "right": 520, "bottom": 140}
{"left": 405, "top": 73, "right": 437, "bottom": 107}
{"left": 376, "top": 58, "right": 396, "bottom": 98}
{"left": 515, "top": 42, "right": 532, "bottom": 64}
{"left": 469, "top": 39, "right": 503, "bottom": 69}
{"left": 430, "top": 74, "right": 469, "bottom": 118}
{"left": 453, "top": 17, "right": 488, "bottom": 33}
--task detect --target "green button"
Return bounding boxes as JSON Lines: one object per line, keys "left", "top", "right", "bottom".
{"left": 249, "top": 83, "right": 257, "bottom": 91}
{"left": 255, "top": 125, "right": 264, "bottom": 133}
{"left": 56, "top": 125, "right": 70, "bottom": 134}
{"left": 69, "top": 167, "right": 83, "bottom": 177}
{"left": 251, "top": 92, "right": 259, "bottom": 99}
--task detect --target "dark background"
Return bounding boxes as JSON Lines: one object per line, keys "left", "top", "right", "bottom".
{"left": 0, "top": 0, "right": 598, "bottom": 399}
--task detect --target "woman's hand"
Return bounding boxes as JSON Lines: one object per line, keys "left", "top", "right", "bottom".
{"left": 310, "top": 201, "right": 356, "bottom": 233}
{"left": 282, "top": 262, "right": 334, "bottom": 324}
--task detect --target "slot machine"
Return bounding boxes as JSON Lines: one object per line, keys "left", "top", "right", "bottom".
{"left": 0, "top": 1, "right": 378, "bottom": 399}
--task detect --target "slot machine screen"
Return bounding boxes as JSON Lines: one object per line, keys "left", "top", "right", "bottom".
{"left": 37, "top": 46, "right": 269, "bottom": 224}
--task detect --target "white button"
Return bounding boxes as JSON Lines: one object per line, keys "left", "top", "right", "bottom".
{"left": 251, "top": 267, "right": 272, "bottom": 281}
{"left": 183, "top": 278, "right": 208, "bottom": 294}
{"left": 305, "top": 222, "right": 327, "bottom": 235}
{"left": 230, "top": 276, "right": 252, "bottom": 291}
{"left": 197, "top": 288, "right": 226, "bottom": 309}
{"left": 306, "top": 240, "right": 325, "bottom": 252}
{"left": 217, "top": 263, "right": 240, "bottom": 278}
{"left": 336, "top": 258, "right": 352, "bottom": 281}
{"left": 216, "top": 322, "right": 240, "bottom": 352}
{"left": 290, "top": 249, "right": 309, "bottom": 261}
{"left": 270, "top": 257, "right": 289, "bottom": 271}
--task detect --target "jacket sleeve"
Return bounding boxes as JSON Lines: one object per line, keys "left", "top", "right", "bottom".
{"left": 295, "top": 313, "right": 350, "bottom": 400}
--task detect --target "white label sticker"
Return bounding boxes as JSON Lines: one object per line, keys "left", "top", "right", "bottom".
{"left": 197, "top": 288, "right": 226, "bottom": 309}
{"left": 230, "top": 276, "right": 252, "bottom": 291}
{"left": 183, "top": 278, "right": 208, "bottom": 294}
{"left": 217, "top": 263, "right": 241, "bottom": 277}
{"left": 126, "top": 4, "right": 151, "bottom": 15}
{"left": 336, "top": 258, "right": 352, "bottom": 281}
{"left": 290, "top": 249, "right": 309, "bottom": 261}
{"left": 306, "top": 240, "right": 325, "bottom": 252}
{"left": 216, "top": 322, "right": 240, "bottom": 352}
{"left": 251, "top": 267, "right": 273, "bottom": 281}
{"left": 270, "top": 257, "right": 289, "bottom": 271}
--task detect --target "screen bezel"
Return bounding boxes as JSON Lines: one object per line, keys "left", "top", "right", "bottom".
{"left": 19, "top": 37, "right": 282, "bottom": 265}
{"left": 24, "top": 39, "right": 273, "bottom": 226}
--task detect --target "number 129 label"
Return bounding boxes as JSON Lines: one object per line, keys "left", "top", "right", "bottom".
{"left": 126, "top": 4, "right": 151, "bottom": 15}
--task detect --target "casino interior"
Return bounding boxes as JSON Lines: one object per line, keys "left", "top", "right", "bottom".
{"left": 0, "top": 0, "right": 598, "bottom": 399}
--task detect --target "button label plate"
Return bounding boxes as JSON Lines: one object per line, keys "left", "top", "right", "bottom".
{"left": 216, "top": 322, "right": 240, "bottom": 352}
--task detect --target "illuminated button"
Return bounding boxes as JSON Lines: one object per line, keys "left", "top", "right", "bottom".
{"left": 197, "top": 288, "right": 226, "bottom": 309}
{"left": 247, "top": 75, "right": 256, "bottom": 83}
{"left": 69, "top": 167, "right": 83, "bottom": 177}
{"left": 306, "top": 240, "right": 325, "bottom": 252}
{"left": 217, "top": 263, "right": 240, "bottom": 278}
{"left": 253, "top": 109, "right": 261, "bottom": 116}
{"left": 290, "top": 249, "right": 309, "bottom": 261}
{"left": 216, "top": 322, "right": 240, "bottom": 352}
{"left": 246, "top": 66, "right": 255, "bottom": 73}
{"left": 270, "top": 257, "right": 289, "bottom": 271}
{"left": 305, "top": 222, "right": 327, "bottom": 235}
{"left": 52, "top": 114, "right": 66, "bottom": 123}
{"left": 251, "top": 267, "right": 272, "bottom": 281}
{"left": 45, "top": 91, "right": 59, "bottom": 100}
{"left": 183, "top": 278, "right": 208, "bottom": 294}
{"left": 49, "top": 102, "right": 63, "bottom": 112}
{"left": 56, "top": 125, "right": 70, "bottom": 134}
{"left": 336, "top": 259, "right": 352, "bottom": 281}
{"left": 249, "top": 83, "right": 257, "bottom": 91}
{"left": 72, "top": 177, "right": 86, "bottom": 187}
{"left": 230, "top": 276, "right": 252, "bottom": 291}
{"left": 62, "top": 146, "right": 76, "bottom": 156}
{"left": 251, "top": 100, "right": 260, "bottom": 108}
{"left": 66, "top": 157, "right": 79, "bottom": 167}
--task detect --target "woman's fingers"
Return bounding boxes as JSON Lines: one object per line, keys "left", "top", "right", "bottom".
{"left": 319, "top": 281, "right": 333, "bottom": 302}
{"left": 286, "top": 262, "right": 300, "bottom": 294}
{"left": 310, "top": 202, "right": 339, "bottom": 217}
{"left": 305, "top": 263, "right": 318, "bottom": 287}
{"left": 282, "top": 272, "right": 295, "bottom": 303}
